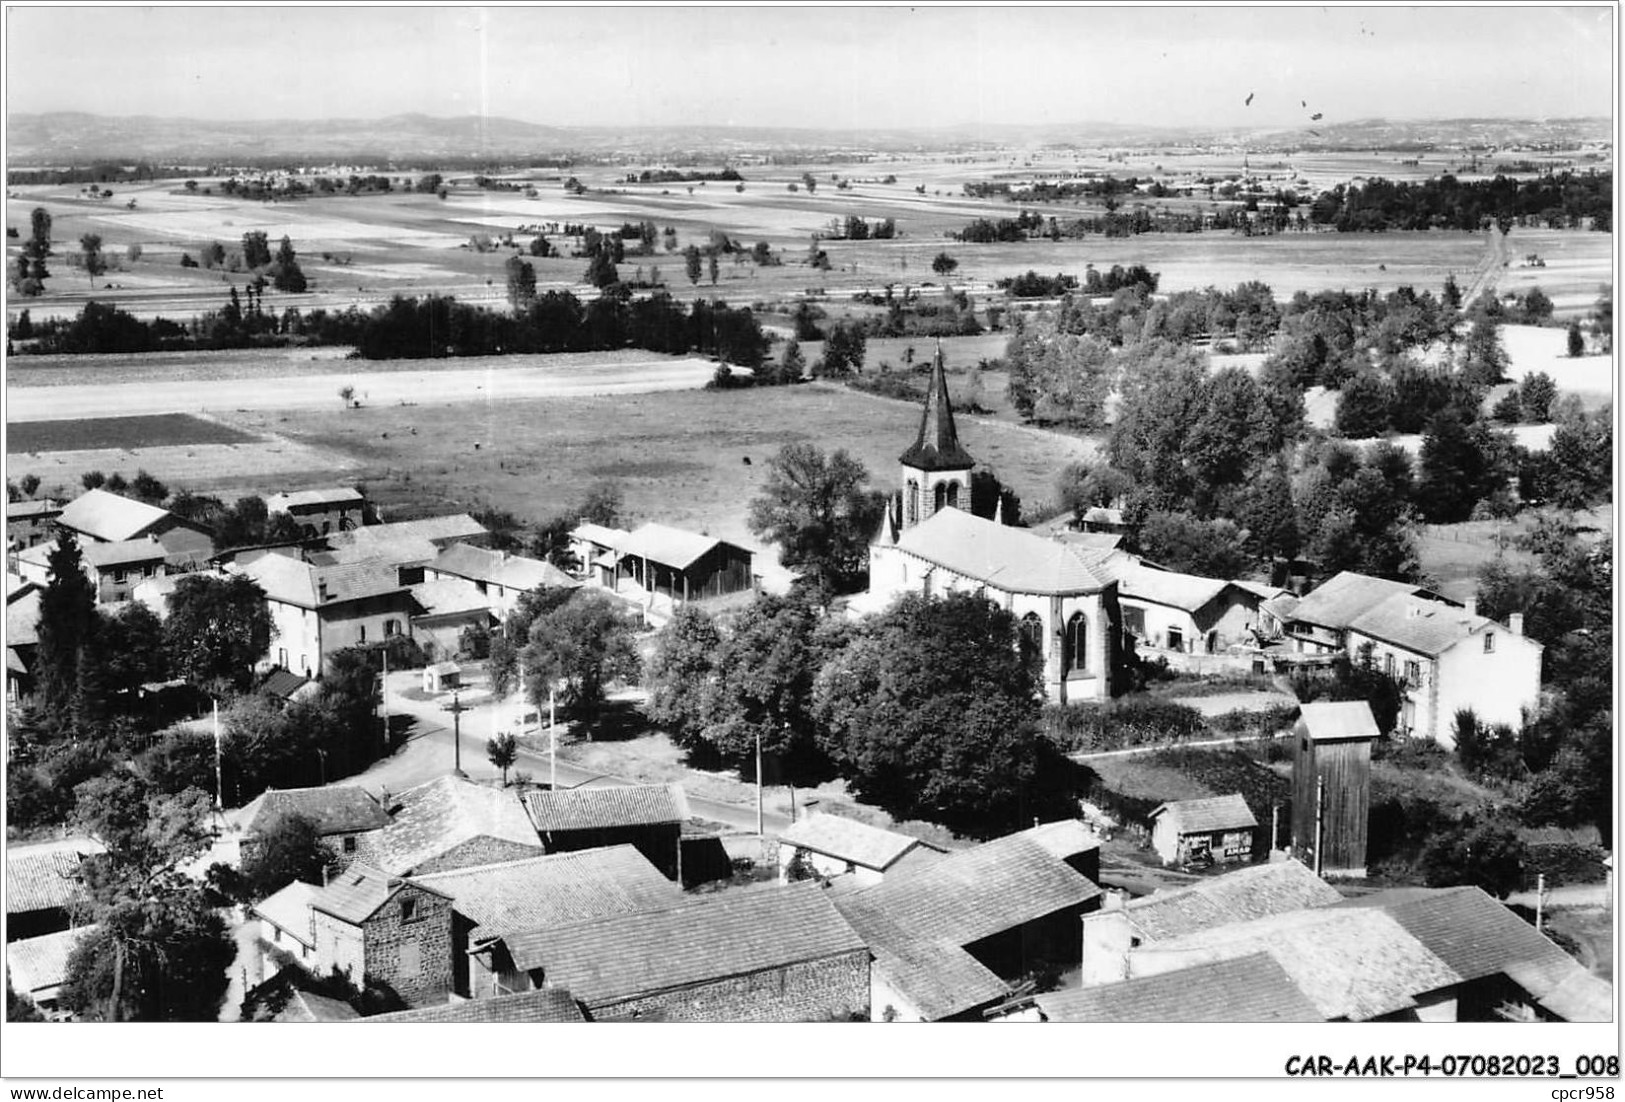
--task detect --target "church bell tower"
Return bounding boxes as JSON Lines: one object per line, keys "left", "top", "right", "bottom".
{"left": 898, "top": 343, "right": 975, "bottom": 530}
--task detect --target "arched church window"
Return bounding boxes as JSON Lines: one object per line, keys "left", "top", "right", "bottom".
{"left": 906, "top": 480, "right": 920, "bottom": 525}
{"left": 946, "top": 483, "right": 960, "bottom": 509}
{"left": 933, "top": 483, "right": 948, "bottom": 513}
{"left": 1019, "top": 612, "right": 1044, "bottom": 657}
{"left": 1064, "top": 611, "right": 1088, "bottom": 675}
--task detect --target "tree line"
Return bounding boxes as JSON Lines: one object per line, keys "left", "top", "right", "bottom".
{"left": 1306, "top": 170, "right": 1612, "bottom": 232}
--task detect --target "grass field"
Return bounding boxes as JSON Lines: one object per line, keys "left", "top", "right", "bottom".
{"left": 6, "top": 413, "right": 256, "bottom": 453}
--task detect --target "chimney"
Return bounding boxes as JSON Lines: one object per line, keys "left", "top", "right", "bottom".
{"left": 1465, "top": 597, "right": 1477, "bottom": 619}
{"left": 316, "top": 576, "right": 330, "bottom": 602}
{"left": 1510, "top": 612, "right": 1524, "bottom": 636}
{"left": 1079, "top": 910, "right": 1134, "bottom": 988}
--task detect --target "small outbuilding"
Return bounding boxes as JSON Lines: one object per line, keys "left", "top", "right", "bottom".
{"left": 422, "top": 661, "right": 462, "bottom": 694}
{"left": 1147, "top": 794, "right": 1259, "bottom": 867}
{"left": 1292, "top": 700, "right": 1380, "bottom": 879}
{"left": 777, "top": 813, "right": 946, "bottom": 886}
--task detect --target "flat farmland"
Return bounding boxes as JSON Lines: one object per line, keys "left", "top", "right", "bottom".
{"left": 6, "top": 413, "right": 256, "bottom": 453}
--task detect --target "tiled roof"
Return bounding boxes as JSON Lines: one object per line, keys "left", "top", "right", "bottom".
{"left": 7, "top": 586, "right": 42, "bottom": 648}
{"left": 1349, "top": 592, "right": 1537, "bottom": 658}
{"left": 1233, "top": 580, "right": 1289, "bottom": 602}
{"left": 5, "top": 926, "right": 98, "bottom": 996}
{"left": 308, "top": 862, "right": 450, "bottom": 925}
{"left": 408, "top": 847, "right": 681, "bottom": 939}
{"left": 1036, "top": 952, "right": 1322, "bottom": 1023}
{"left": 432, "top": 543, "right": 577, "bottom": 592}
{"left": 275, "top": 989, "right": 362, "bottom": 1022}
{"left": 899, "top": 348, "right": 976, "bottom": 471}
{"left": 251, "top": 880, "right": 321, "bottom": 949}
{"left": 1049, "top": 530, "right": 1124, "bottom": 552}
{"left": 1297, "top": 700, "right": 1380, "bottom": 742}
{"left": 319, "top": 536, "right": 442, "bottom": 569}
{"left": 363, "top": 988, "right": 585, "bottom": 1023}
{"left": 1124, "top": 860, "right": 1342, "bottom": 943}
{"left": 240, "top": 786, "right": 392, "bottom": 839}
{"left": 1260, "top": 593, "right": 1300, "bottom": 622}
{"left": 1017, "top": 819, "right": 1100, "bottom": 863}
{"left": 265, "top": 488, "right": 364, "bottom": 512}
{"left": 845, "top": 824, "right": 1102, "bottom": 948}
{"left": 235, "top": 555, "right": 405, "bottom": 608}
{"left": 1140, "top": 906, "right": 1459, "bottom": 1021}
{"left": 1337, "top": 885, "right": 1610, "bottom": 1022}
{"left": 330, "top": 515, "right": 487, "bottom": 550}
{"left": 1148, "top": 794, "right": 1258, "bottom": 836}
{"left": 778, "top": 814, "right": 938, "bottom": 873}
{"left": 522, "top": 784, "right": 686, "bottom": 834}
{"left": 6, "top": 850, "right": 91, "bottom": 914}
{"left": 58, "top": 489, "right": 170, "bottom": 542}
{"left": 893, "top": 508, "right": 1117, "bottom": 595}
{"left": 82, "top": 538, "right": 168, "bottom": 569}
{"left": 571, "top": 524, "right": 629, "bottom": 551}
{"left": 6, "top": 499, "right": 61, "bottom": 519}
{"left": 620, "top": 523, "right": 745, "bottom": 571}
{"left": 1288, "top": 571, "right": 1441, "bottom": 630}
{"left": 832, "top": 890, "right": 1007, "bottom": 1021}
{"left": 410, "top": 578, "right": 494, "bottom": 618}
{"left": 503, "top": 882, "right": 865, "bottom": 1008}
{"left": 351, "top": 776, "right": 541, "bottom": 875}
{"left": 1116, "top": 562, "right": 1232, "bottom": 614}
{"left": 261, "top": 668, "right": 315, "bottom": 701}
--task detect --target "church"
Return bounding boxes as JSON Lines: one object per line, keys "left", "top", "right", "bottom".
{"left": 860, "top": 348, "right": 1124, "bottom": 704}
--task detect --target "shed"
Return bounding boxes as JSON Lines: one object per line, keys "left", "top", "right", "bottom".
{"left": 520, "top": 784, "right": 687, "bottom": 880}
{"left": 423, "top": 661, "right": 462, "bottom": 693}
{"left": 1292, "top": 700, "right": 1380, "bottom": 878}
{"left": 617, "top": 522, "right": 755, "bottom": 601}
{"left": 776, "top": 813, "right": 947, "bottom": 886}
{"left": 1147, "top": 794, "right": 1259, "bottom": 867}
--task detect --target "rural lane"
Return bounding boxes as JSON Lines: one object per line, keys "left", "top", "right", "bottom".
{"left": 6, "top": 356, "right": 718, "bottom": 422}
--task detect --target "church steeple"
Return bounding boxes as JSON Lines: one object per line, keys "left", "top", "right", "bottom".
{"left": 899, "top": 342, "right": 976, "bottom": 472}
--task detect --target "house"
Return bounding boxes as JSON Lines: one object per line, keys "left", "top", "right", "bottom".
{"left": 15, "top": 537, "right": 169, "bottom": 605}
{"left": 55, "top": 488, "right": 214, "bottom": 567}
{"left": 520, "top": 784, "right": 686, "bottom": 880}
{"left": 1278, "top": 570, "right": 1452, "bottom": 656}
{"left": 231, "top": 554, "right": 414, "bottom": 677}
{"left": 1115, "top": 562, "right": 1273, "bottom": 663}
{"left": 411, "top": 847, "right": 681, "bottom": 999}
{"left": 426, "top": 542, "right": 578, "bottom": 621}
{"left": 265, "top": 488, "right": 367, "bottom": 538}
{"left": 307, "top": 862, "right": 455, "bottom": 1009}
{"left": 421, "top": 660, "right": 461, "bottom": 694}
{"left": 495, "top": 882, "right": 870, "bottom": 1022}
{"left": 6, "top": 847, "right": 96, "bottom": 941}
{"left": 350, "top": 775, "right": 544, "bottom": 876}
{"left": 833, "top": 820, "right": 1104, "bottom": 1020}
{"left": 1292, "top": 700, "right": 1380, "bottom": 878}
{"left": 569, "top": 523, "right": 628, "bottom": 588}
{"left": 238, "top": 785, "right": 393, "bottom": 869}
{"left": 1035, "top": 951, "right": 1322, "bottom": 1023}
{"left": 360, "top": 986, "right": 585, "bottom": 1023}
{"left": 324, "top": 514, "right": 488, "bottom": 577}
{"left": 409, "top": 578, "right": 495, "bottom": 659}
{"left": 250, "top": 880, "right": 323, "bottom": 977}
{"left": 1344, "top": 594, "right": 1542, "bottom": 747}
{"left": 6, "top": 582, "right": 42, "bottom": 704}
{"left": 777, "top": 813, "right": 947, "bottom": 886}
{"left": 245, "top": 982, "right": 362, "bottom": 1023}
{"left": 259, "top": 667, "right": 320, "bottom": 707}
{"left": 1078, "top": 505, "right": 1130, "bottom": 537}
{"left": 862, "top": 354, "right": 1125, "bottom": 704}
{"left": 1147, "top": 794, "right": 1259, "bottom": 867}
{"left": 615, "top": 523, "right": 756, "bottom": 602}
{"left": 7, "top": 498, "right": 62, "bottom": 550}
{"left": 5, "top": 926, "right": 98, "bottom": 1018}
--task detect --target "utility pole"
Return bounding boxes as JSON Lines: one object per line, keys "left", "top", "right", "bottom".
{"left": 446, "top": 690, "right": 469, "bottom": 778}
{"left": 549, "top": 688, "right": 558, "bottom": 792}
{"left": 213, "top": 698, "right": 223, "bottom": 810}
{"left": 380, "top": 648, "right": 390, "bottom": 751}
{"left": 755, "top": 726, "right": 764, "bottom": 842}
{"left": 1314, "top": 775, "right": 1325, "bottom": 877}
{"left": 1535, "top": 873, "right": 1546, "bottom": 933}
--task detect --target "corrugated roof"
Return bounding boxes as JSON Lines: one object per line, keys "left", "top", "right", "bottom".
{"left": 778, "top": 814, "right": 937, "bottom": 873}
{"left": 362, "top": 987, "right": 585, "bottom": 1023}
{"left": 844, "top": 824, "right": 1102, "bottom": 948}
{"left": 893, "top": 509, "right": 1116, "bottom": 595}
{"left": 620, "top": 523, "right": 743, "bottom": 571}
{"left": 1125, "top": 860, "right": 1342, "bottom": 943}
{"left": 58, "top": 489, "right": 170, "bottom": 542}
{"left": 82, "top": 538, "right": 168, "bottom": 569}
{"left": 6, "top": 850, "right": 90, "bottom": 914}
{"left": 522, "top": 784, "right": 686, "bottom": 834}
{"left": 504, "top": 882, "right": 864, "bottom": 1009}
{"left": 240, "top": 786, "right": 392, "bottom": 838}
{"left": 250, "top": 881, "right": 321, "bottom": 949}
{"left": 5, "top": 926, "right": 98, "bottom": 996}
{"left": 1036, "top": 952, "right": 1323, "bottom": 1022}
{"left": 899, "top": 348, "right": 976, "bottom": 472}
{"left": 1349, "top": 592, "right": 1538, "bottom": 658}
{"left": 351, "top": 776, "right": 541, "bottom": 875}
{"left": 1337, "top": 885, "right": 1610, "bottom": 1021}
{"left": 1297, "top": 700, "right": 1380, "bottom": 742}
{"left": 411, "top": 578, "right": 493, "bottom": 618}
{"left": 1148, "top": 794, "right": 1258, "bottom": 836}
{"left": 266, "top": 488, "right": 364, "bottom": 512}
{"left": 409, "top": 847, "right": 680, "bottom": 938}
{"left": 1116, "top": 562, "right": 1232, "bottom": 614}
{"left": 1288, "top": 571, "right": 1440, "bottom": 630}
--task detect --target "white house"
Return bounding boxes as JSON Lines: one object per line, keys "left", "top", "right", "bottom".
{"left": 777, "top": 813, "right": 946, "bottom": 886}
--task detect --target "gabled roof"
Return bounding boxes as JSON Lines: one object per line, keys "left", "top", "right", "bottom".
{"left": 240, "top": 785, "right": 391, "bottom": 839}
{"left": 410, "top": 578, "right": 494, "bottom": 619}
{"left": 831, "top": 886, "right": 1008, "bottom": 1021}
{"left": 317, "top": 535, "right": 442, "bottom": 569}
{"left": 1049, "top": 530, "right": 1124, "bottom": 552}
{"left": 58, "top": 488, "right": 171, "bottom": 542}
{"left": 7, "top": 585, "right": 42, "bottom": 648}
{"left": 351, "top": 775, "right": 541, "bottom": 875}
{"left": 82, "top": 538, "right": 168, "bottom": 569}
{"left": 503, "top": 882, "right": 864, "bottom": 1008}
{"left": 1036, "top": 952, "right": 1322, "bottom": 1023}
{"left": 571, "top": 523, "right": 629, "bottom": 550}
{"left": 5, "top": 926, "right": 98, "bottom": 997}
{"left": 308, "top": 862, "right": 451, "bottom": 925}
{"left": 1297, "top": 700, "right": 1380, "bottom": 742}
{"left": 619, "top": 522, "right": 747, "bottom": 571}
{"left": 273, "top": 989, "right": 363, "bottom": 1023}
{"left": 1148, "top": 794, "right": 1258, "bottom": 836}
{"left": 1337, "top": 885, "right": 1611, "bottom": 1022}
{"left": 1348, "top": 592, "right": 1539, "bottom": 658}
{"left": 260, "top": 668, "right": 316, "bottom": 701}
{"left": 5, "top": 849, "right": 92, "bottom": 914}
{"left": 1123, "top": 859, "right": 1341, "bottom": 943}
{"left": 6, "top": 499, "right": 61, "bottom": 520}
{"left": 362, "top": 987, "right": 585, "bottom": 1023}
{"left": 899, "top": 346, "right": 976, "bottom": 472}
{"left": 522, "top": 783, "right": 686, "bottom": 834}
{"left": 1116, "top": 562, "right": 1234, "bottom": 614}
{"left": 892, "top": 508, "right": 1118, "bottom": 595}
{"left": 432, "top": 542, "right": 577, "bottom": 592}
{"left": 329, "top": 514, "right": 486, "bottom": 551}
{"left": 250, "top": 880, "right": 321, "bottom": 949}
{"left": 265, "top": 488, "right": 364, "bottom": 512}
{"left": 409, "top": 847, "right": 680, "bottom": 939}
{"left": 234, "top": 555, "right": 406, "bottom": 608}
{"left": 1287, "top": 571, "right": 1445, "bottom": 630}
{"left": 778, "top": 813, "right": 942, "bottom": 873}
{"left": 843, "top": 823, "right": 1102, "bottom": 948}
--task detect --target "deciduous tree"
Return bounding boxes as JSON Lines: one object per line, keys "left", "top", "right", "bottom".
{"left": 747, "top": 443, "right": 886, "bottom": 596}
{"left": 521, "top": 591, "right": 640, "bottom": 724}
{"left": 164, "top": 573, "right": 275, "bottom": 695}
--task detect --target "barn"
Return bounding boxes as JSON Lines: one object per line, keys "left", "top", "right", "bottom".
{"left": 616, "top": 523, "right": 755, "bottom": 602}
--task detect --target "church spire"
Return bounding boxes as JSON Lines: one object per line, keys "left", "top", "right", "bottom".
{"left": 899, "top": 341, "right": 976, "bottom": 472}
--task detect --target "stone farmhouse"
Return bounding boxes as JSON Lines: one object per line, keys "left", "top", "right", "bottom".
{"left": 6, "top": 498, "right": 62, "bottom": 551}
{"left": 307, "top": 862, "right": 455, "bottom": 1009}
{"left": 350, "top": 775, "right": 544, "bottom": 876}
{"left": 264, "top": 487, "right": 367, "bottom": 538}
{"left": 520, "top": 783, "right": 687, "bottom": 881}
{"left": 54, "top": 488, "right": 214, "bottom": 568}
{"left": 237, "top": 785, "right": 393, "bottom": 869}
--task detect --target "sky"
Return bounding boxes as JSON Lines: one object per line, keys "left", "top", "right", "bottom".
{"left": 3, "top": 4, "right": 1616, "bottom": 131}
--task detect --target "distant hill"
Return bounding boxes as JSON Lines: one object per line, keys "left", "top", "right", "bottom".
{"left": 4, "top": 111, "right": 1613, "bottom": 165}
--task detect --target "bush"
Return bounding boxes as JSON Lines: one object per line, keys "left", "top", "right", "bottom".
{"left": 1044, "top": 697, "right": 1206, "bottom": 754}
{"left": 1209, "top": 703, "right": 1300, "bottom": 736}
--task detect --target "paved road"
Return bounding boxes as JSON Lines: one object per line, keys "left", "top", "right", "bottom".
{"left": 1072, "top": 730, "right": 1293, "bottom": 763}
{"left": 6, "top": 356, "right": 717, "bottom": 422}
